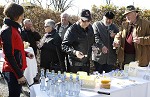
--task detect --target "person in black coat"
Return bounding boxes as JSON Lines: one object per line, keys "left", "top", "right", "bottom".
{"left": 61, "top": 9, "right": 95, "bottom": 74}
{"left": 55, "top": 12, "right": 72, "bottom": 72}
{"left": 38, "top": 19, "right": 65, "bottom": 72}
{"left": 22, "top": 19, "right": 41, "bottom": 56}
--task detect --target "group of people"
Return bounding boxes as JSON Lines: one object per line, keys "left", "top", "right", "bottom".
{"left": 0, "top": 2, "right": 150, "bottom": 97}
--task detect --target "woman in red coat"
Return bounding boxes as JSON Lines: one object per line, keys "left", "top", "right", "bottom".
{"left": 0, "top": 3, "right": 33, "bottom": 97}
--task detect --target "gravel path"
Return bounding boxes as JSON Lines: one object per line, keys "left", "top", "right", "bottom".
{"left": 0, "top": 77, "right": 8, "bottom": 97}
{"left": 0, "top": 75, "right": 30, "bottom": 97}
{"left": 0, "top": 53, "right": 41, "bottom": 97}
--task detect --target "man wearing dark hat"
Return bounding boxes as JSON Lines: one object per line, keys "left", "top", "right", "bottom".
{"left": 62, "top": 9, "right": 94, "bottom": 74}
{"left": 92, "top": 11, "right": 119, "bottom": 73}
{"left": 114, "top": 5, "right": 150, "bottom": 68}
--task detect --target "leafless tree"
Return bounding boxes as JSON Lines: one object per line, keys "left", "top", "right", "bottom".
{"left": 33, "top": 0, "right": 42, "bottom": 6}
{"left": 46, "top": 0, "right": 75, "bottom": 12}
{"left": 6, "top": 0, "right": 74, "bottom": 12}
{"left": 5, "top": 0, "right": 20, "bottom": 4}
{"left": 105, "top": 0, "right": 111, "bottom": 5}
{"left": 5, "top": 0, "right": 9, "bottom": 3}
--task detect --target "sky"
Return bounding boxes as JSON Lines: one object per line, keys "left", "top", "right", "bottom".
{"left": 64, "top": 0, "right": 150, "bottom": 15}
{"left": 0, "top": 0, "right": 150, "bottom": 15}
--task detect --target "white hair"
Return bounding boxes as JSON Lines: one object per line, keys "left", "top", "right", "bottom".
{"left": 23, "top": 18, "right": 31, "bottom": 24}
{"left": 60, "top": 12, "right": 69, "bottom": 18}
{"left": 44, "top": 19, "right": 55, "bottom": 28}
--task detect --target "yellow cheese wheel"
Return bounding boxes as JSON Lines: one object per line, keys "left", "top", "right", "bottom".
{"left": 100, "top": 83, "right": 111, "bottom": 89}
{"left": 101, "top": 78, "right": 111, "bottom": 84}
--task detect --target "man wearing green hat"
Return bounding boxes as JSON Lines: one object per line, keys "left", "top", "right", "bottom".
{"left": 113, "top": 5, "right": 150, "bottom": 68}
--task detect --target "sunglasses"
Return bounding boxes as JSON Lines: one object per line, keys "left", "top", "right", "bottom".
{"left": 44, "top": 26, "right": 50, "bottom": 28}
{"left": 81, "top": 19, "right": 91, "bottom": 22}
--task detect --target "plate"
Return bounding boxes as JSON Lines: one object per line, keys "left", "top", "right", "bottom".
{"left": 113, "top": 75, "right": 128, "bottom": 79}
{"left": 109, "top": 70, "right": 128, "bottom": 79}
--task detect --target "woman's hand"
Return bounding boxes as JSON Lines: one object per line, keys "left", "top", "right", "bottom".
{"left": 17, "top": 76, "right": 26, "bottom": 84}
{"left": 27, "top": 52, "right": 34, "bottom": 59}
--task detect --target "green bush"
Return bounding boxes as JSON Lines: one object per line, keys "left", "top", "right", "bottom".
{"left": 0, "top": 5, "right": 150, "bottom": 35}
{"left": 24, "top": 6, "right": 61, "bottom": 35}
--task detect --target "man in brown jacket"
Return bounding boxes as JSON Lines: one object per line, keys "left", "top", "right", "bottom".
{"left": 113, "top": 5, "right": 150, "bottom": 68}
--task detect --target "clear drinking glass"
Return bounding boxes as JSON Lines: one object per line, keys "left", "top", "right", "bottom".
{"left": 147, "top": 63, "right": 150, "bottom": 74}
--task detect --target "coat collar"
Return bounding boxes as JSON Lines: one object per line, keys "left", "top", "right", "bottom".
{"left": 3, "top": 18, "right": 21, "bottom": 29}
{"left": 47, "top": 29, "right": 56, "bottom": 36}
{"left": 129, "top": 16, "right": 141, "bottom": 27}
{"left": 76, "top": 21, "right": 89, "bottom": 32}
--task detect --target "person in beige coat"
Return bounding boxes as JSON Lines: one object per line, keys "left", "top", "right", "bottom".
{"left": 113, "top": 5, "right": 150, "bottom": 68}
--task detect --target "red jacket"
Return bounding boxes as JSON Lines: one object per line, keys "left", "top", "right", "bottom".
{"left": 0, "top": 19, "right": 27, "bottom": 79}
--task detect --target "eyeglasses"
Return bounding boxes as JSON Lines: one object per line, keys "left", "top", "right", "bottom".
{"left": 81, "top": 19, "right": 91, "bottom": 22}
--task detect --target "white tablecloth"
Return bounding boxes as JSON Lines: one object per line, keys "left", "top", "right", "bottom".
{"left": 24, "top": 47, "right": 38, "bottom": 85}
{"left": 0, "top": 47, "right": 38, "bottom": 85}
{"left": 30, "top": 77, "right": 150, "bottom": 97}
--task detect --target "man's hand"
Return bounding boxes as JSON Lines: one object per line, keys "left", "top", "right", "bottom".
{"left": 75, "top": 51, "right": 85, "bottom": 59}
{"left": 92, "top": 45, "right": 99, "bottom": 54}
{"left": 102, "top": 46, "right": 108, "bottom": 54}
{"left": 27, "top": 52, "right": 34, "bottom": 59}
{"left": 18, "top": 76, "right": 26, "bottom": 84}
{"left": 110, "top": 32, "right": 116, "bottom": 38}
{"left": 113, "top": 40, "right": 120, "bottom": 48}
{"left": 31, "top": 26, "right": 35, "bottom": 32}
{"left": 109, "top": 30, "right": 116, "bottom": 38}
{"left": 133, "top": 36, "right": 140, "bottom": 44}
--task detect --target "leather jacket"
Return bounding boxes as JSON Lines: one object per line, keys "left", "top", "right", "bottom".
{"left": 62, "top": 22, "right": 94, "bottom": 65}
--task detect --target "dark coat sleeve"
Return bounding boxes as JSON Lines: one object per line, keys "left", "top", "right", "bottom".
{"left": 21, "top": 31, "right": 28, "bottom": 41}
{"left": 61, "top": 28, "right": 76, "bottom": 56}
{"left": 33, "top": 31, "right": 41, "bottom": 41}
{"left": 41, "top": 33, "right": 62, "bottom": 51}
{"left": 113, "top": 24, "right": 119, "bottom": 34}
{"left": 92, "top": 22, "right": 105, "bottom": 49}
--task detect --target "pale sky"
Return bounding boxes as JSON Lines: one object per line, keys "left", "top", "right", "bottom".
{"left": 65, "top": 0, "right": 150, "bottom": 15}
{"left": 0, "top": 0, "right": 150, "bottom": 15}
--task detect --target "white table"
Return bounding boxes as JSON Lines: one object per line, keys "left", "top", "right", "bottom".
{"left": 24, "top": 47, "right": 38, "bottom": 85}
{"left": 0, "top": 47, "right": 38, "bottom": 85}
{"left": 30, "top": 77, "right": 150, "bottom": 97}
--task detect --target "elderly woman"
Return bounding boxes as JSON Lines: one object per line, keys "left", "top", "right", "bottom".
{"left": 38, "top": 19, "right": 65, "bottom": 72}
{"left": 0, "top": 3, "right": 33, "bottom": 97}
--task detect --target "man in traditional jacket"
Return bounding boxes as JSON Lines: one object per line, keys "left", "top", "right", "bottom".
{"left": 113, "top": 5, "right": 150, "bottom": 68}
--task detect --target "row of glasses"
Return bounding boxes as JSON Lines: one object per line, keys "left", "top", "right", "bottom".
{"left": 143, "top": 63, "right": 150, "bottom": 80}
